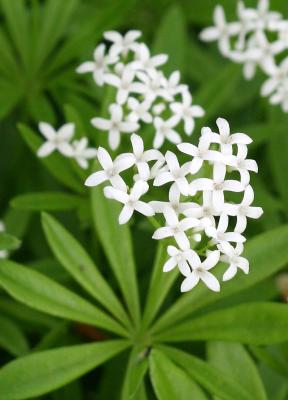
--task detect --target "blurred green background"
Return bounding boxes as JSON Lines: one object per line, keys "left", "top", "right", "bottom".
{"left": 0, "top": 0, "right": 288, "bottom": 399}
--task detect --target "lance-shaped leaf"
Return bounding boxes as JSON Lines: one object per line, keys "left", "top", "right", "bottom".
{"left": 11, "top": 192, "right": 84, "bottom": 211}
{"left": 152, "top": 225, "right": 288, "bottom": 333}
{"left": 0, "top": 340, "right": 129, "bottom": 400}
{"left": 159, "top": 345, "right": 254, "bottom": 400}
{"left": 91, "top": 184, "right": 140, "bottom": 326}
{"left": 207, "top": 342, "right": 267, "bottom": 400}
{"left": 150, "top": 349, "right": 208, "bottom": 400}
{"left": 41, "top": 212, "right": 131, "bottom": 328}
{"left": 18, "top": 124, "right": 84, "bottom": 194}
{"left": 0, "top": 260, "right": 127, "bottom": 337}
{"left": 155, "top": 303, "right": 288, "bottom": 344}
{"left": 121, "top": 347, "right": 149, "bottom": 399}
{"left": 0, "top": 315, "right": 29, "bottom": 357}
{"left": 0, "top": 233, "right": 21, "bottom": 251}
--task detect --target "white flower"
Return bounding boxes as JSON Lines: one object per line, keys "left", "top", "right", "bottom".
{"left": 226, "top": 144, "right": 258, "bottom": 186}
{"left": 131, "top": 43, "right": 168, "bottom": 73}
{"left": 220, "top": 242, "right": 249, "bottom": 281}
{"left": 163, "top": 245, "right": 198, "bottom": 276}
{"left": 0, "top": 221, "right": 8, "bottom": 259}
{"left": 190, "top": 162, "right": 244, "bottom": 212}
{"left": 203, "top": 118, "right": 252, "bottom": 155}
{"left": 91, "top": 103, "right": 139, "bottom": 150}
{"left": 170, "top": 91, "right": 205, "bottom": 135}
{"left": 104, "top": 30, "right": 141, "bottom": 57}
{"left": 154, "top": 151, "right": 190, "bottom": 196}
{"left": 205, "top": 213, "right": 246, "bottom": 246}
{"left": 135, "top": 70, "right": 170, "bottom": 102}
{"left": 261, "top": 57, "right": 288, "bottom": 98}
{"left": 152, "top": 207, "right": 199, "bottom": 250}
{"left": 161, "top": 71, "right": 187, "bottom": 97}
{"left": 37, "top": 122, "right": 74, "bottom": 158}
{"left": 240, "top": 0, "right": 281, "bottom": 31}
{"left": 223, "top": 185, "right": 263, "bottom": 233}
{"left": 104, "top": 180, "right": 154, "bottom": 224}
{"left": 76, "top": 44, "right": 118, "bottom": 86}
{"left": 177, "top": 134, "right": 222, "bottom": 174}
{"left": 85, "top": 146, "right": 133, "bottom": 191}
{"left": 181, "top": 250, "right": 221, "bottom": 292}
{"left": 118, "top": 133, "right": 164, "bottom": 180}
{"left": 150, "top": 184, "right": 196, "bottom": 214}
{"left": 269, "top": 81, "right": 288, "bottom": 111}
{"left": 153, "top": 116, "right": 181, "bottom": 149}
{"left": 183, "top": 191, "right": 218, "bottom": 224}
{"left": 104, "top": 68, "right": 143, "bottom": 105}
{"left": 127, "top": 97, "right": 153, "bottom": 123}
{"left": 199, "top": 5, "right": 240, "bottom": 56}
{"left": 71, "top": 138, "right": 97, "bottom": 169}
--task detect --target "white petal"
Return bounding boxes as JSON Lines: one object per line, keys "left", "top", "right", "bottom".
{"left": 246, "top": 206, "right": 263, "bottom": 219}
{"left": 37, "top": 142, "right": 56, "bottom": 157}
{"left": 153, "top": 171, "right": 173, "bottom": 186}
{"left": 91, "top": 117, "right": 111, "bottom": 131}
{"left": 181, "top": 271, "right": 200, "bottom": 292}
{"left": 97, "top": 147, "right": 113, "bottom": 170}
{"left": 76, "top": 61, "right": 95, "bottom": 74}
{"left": 152, "top": 227, "right": 173, "bottom": 240}
{"left": 202, "top": 250, "right": 220, "bottom": 270}
{"left": 216, "top": 117, "right": 230, "bottom": 137}
{"left": 131, "top": 133, "right": 144, "bottom": 157}
{"left": 235, "top": 215, "right": 247, "bottom": 233}
{"left": 108, "top": 129, "right": 121, "bottom": 150}
{"left": 58, "top": 123, "right": 75, "bottom": 141}
{"left": 119, "top": 205, "right": 134, "bottom": 224}
{"left": 39, "top": 122, "right": 55, "bottom": 140}
{"left": 177, "top": 142, "right": 198, "bottom": 157}
{"left": 201, "top": 271, "right": 220, "bottom": 292}
{"left": 85, "top": 170, "right": 107, "bottom": 187}
{"left": 163, "top": 257, "right": 177, "bottom": 272}
{"left": 134, "top": 201, "right": 155, "bottom": 217}
{"left": 58, "top": 142, "right": 74, "bottom": 157}
{"left": 223, "top": 265, "right": 237, "bottom": 281}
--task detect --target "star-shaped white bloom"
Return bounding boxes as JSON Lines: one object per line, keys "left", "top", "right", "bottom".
{"left": 131, "top": 43, "right": 168, "bottom": 74}
{"left": 199, "top": 5, "right": 241, "bottom": 56}
{"left": 118, "top": 133, "right": 164, "bottom": 181}
{"left": 190, "top": 162, "right": 244, "bottom": 212}
{"left": 153, "top": 116, "right": 181, "bottom": 149}
{"left": 104, "top": 30, "right": 141, "bottom": 57}
{"left": 177, "top": 134, "right": 222, "bottom": 174}
{"left": 135, "top": 70, "right": 171, "bottom": 103}
{"left": 150, "top": 184, "right": 197, "bottom": 214}
{"left": 269, "top": 80, "right": 288, "bottom": 112}
{"left": 104, "top": 180, "right": 154, "bottom": 224}
{"left": 183, "top": 191, "right": 218, "bottom": 225}
{"left": 203, "top": 118, "right": 252, "bottom": 155}
{"left": 223, "top": 185, "right": 263, "bottom": 233}
{"left": 76, "top": 44, "right": 118, "bottom": 86}
{"left": 205, "top": 213, "right": 246, "bottom": 248}
{"left": 37, "top": 122, "right": 74, "bottom": 158}
{"left": 220, "top": 242, "right": 249, "bottom": 281}
{"left": 261, "top": 58, "right": 288, "bottom": 98}
{"left": 239, "top": 0, "right": 281, "bottom": 32}
{"left": 127, "top": 97, "right": 153, "bottom": 123}
{"left": 154, "top": 151, "right": 191, "bottom": 196}
{"left": 170, "top": 91, "right": 205, "bottom": 135}
{"left": 163, "top": 245, "right": 199, "bottom": 276}
{"left": 152, "top": 207, "right": 199, "bottom": 250}
{"left": 91, "top": 103, "right": 139, "bottom": 150}
{"left": 85, "top": 146, "right": 133, "bottom": 191}
{"left": 226, "top": 144, "right": 258, "bottom": 186}
{"left": 71, "top": 138, "right": 97, "bottom": 169}
{"left": 161, "top": 71, "right": 187, "bottom": 98}
{"left": 181, "top": 250, "right": 221, "bottom": 292}
{"left": 104, "top": 68, "right": 143, "bottom": 105}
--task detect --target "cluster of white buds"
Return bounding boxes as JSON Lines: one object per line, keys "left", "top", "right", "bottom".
{"left": 0, "top": 221, "right": 8, "bottom": 259}
{"left": 37, "top": 122, "right": 97, "bottom": 169}
{"left": 77, "top": 31, "right": 205, "bottom": 149}
{"left": 85, "top": 118, "right": 263, "bottom": 293}
{"left": 200, "top": 0, "right": 288, "bottom": 112}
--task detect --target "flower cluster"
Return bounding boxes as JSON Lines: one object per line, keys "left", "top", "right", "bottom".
{"left": 85, "top": 118, "right": 263, "bottom": 293}
{"left": 77, "top": 31, "right": 204, "bottom": 149}
{"left": 200, "top": 0, "right": 288, "bottom": 112}
{"left": 0, "top": 221, "right": 8, "bottom": 259}
{"left": 37, "top": 122, "right": 97, "bottom": 169}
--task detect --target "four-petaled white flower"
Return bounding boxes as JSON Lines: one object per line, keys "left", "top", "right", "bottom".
{"left": 91, "top": 103, "right": 139, "bottom": 150}
{"left": 71, "top": 138, "right": 97, "bottom": 169}
{"left": 181, "top": 250, "right": 221, "bottom": 292}
{"left": 104, "top": 180, "right": 154, "bottom": 224}
{"left": 220, "top": 242, "right": 249, "bottom": 281}
{"left": 104, "top": 30, "right": 142, "bottom": 57}
{"left": 131, "top": 43, "right": 168, "bottom": 74}
{"left": 163, "top": 245, "right": 197, "bottom": 277}
{"left": 127, "top": 98, "right": 153, "bottom": 123}
{"left": 76, "top": 44, "right": 118, "bottom": 86}
{"left": 37, "top": 122, "right": 74, "bottom": 158}
{"left": 205, "top": 213, "right": 246, "bottom": 246}
{"left": 153, "top": 117, "right": 181, "bottom": 149}
{"left": 85, "top": 146, "right": 133, "bottom": 191}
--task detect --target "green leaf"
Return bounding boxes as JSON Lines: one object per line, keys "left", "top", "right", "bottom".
{"left": 155, "top": 303, "right": 288, "bottom": 344}
{"left": 250, "top": 345, "right": 288, "bottom": 378}
{"left": 150, "top": 349, "right": 208, "bottom": 400}
{"left": 11, "top": 192, "right": 84, "bottom": 211}
{"left": 0, "top": 233, "right": 21, "bottom": 251}
{"left": 121, "top": 347, "right": 149, "bottom": 399}
{"left": 91, "top": 184, "right": 140, "bottom": 326}
{"left": 142, "top": 242, "right": 177, "bottom": 330}
{"left": 0, "top": 340, "right": 129, "bottom": 400}
{"left": 153, "top": 5, "right": 187, "bottom": 74}
{"left": 0, "top": 315, "right": 29, "bottom": 357}
{"left": 159, "top": 345, "right": 253, "bottom": 400}
{"left": 152, "top": 225, "right": 288, "bottom": 333}
{"left": 18, "top": 124, "right": 84, "bottom": 194}
{"left": 0, "top": 259, "right": 127, "bottom": 337}
{"left": 207, "top": 342, "right": 267, "bottom": 400}
{"left": 41, "top": 212, "right": 131, "bottom": 329}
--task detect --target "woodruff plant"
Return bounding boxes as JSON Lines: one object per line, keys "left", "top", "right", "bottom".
{"left": 0, "top": 28, "right": 288, "bottom": 400}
